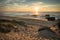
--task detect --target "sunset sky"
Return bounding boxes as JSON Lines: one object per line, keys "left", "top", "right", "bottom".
{"left": 0, "top": 0, "right": 60, "bottom": 12}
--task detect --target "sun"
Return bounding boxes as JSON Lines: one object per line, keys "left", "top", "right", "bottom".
{"left": 34, "top": 6, "right": 39, "bottom": 15}
{"left": 35, "top": 6, "right": 39, "bottom": 11}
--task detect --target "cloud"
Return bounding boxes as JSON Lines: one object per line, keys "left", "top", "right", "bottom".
{"left": 21, "top": 0, "right": 26, "bottom": 2}
{"left": 0, "top": 0, "right": 60, "bottom": 5}
{"left": 0, "top": 0, "right": 60, "bottom": 8}
{"left": 42, "top": 5, "right": 58, "bottom": 7}
{"left": 0, "top": 0, "right": 45, "bottom": 5}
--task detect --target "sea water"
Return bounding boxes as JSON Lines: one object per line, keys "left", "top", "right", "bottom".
{"left": 0, "top": 12, "right": 60, "bottom": 19}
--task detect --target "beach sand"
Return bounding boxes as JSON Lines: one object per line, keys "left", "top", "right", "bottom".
{"left": 0, "top": 16, "right": 60, "bottom": 40}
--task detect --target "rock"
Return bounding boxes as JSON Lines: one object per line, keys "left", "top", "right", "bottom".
{"left": 38, "top": 27, "right": 50, "bottom": 32}
{"left": 0, "top": 24, "right": 12, "bottom": 33}
{"left": 12, "top": 20, "right": 27, "bottom": 26}
{"left": 38, "top": 29, "right": 58, "bottom": 40}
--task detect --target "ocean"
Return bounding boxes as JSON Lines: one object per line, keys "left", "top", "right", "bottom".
{"left": 0, "top": 12, "right": 60, "bottom": 19}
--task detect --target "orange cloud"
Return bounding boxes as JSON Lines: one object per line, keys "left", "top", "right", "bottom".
{"left": 0, "top": 5, "right": 60, "bottom": 12}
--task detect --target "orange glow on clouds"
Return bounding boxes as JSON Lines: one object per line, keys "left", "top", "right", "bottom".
{"left": 0, "top": 4, "right": 60, "bottom": 12}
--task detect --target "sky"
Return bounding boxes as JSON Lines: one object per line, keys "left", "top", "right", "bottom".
{"left": 0, "top": 0, "right": 60, "bottom": 12}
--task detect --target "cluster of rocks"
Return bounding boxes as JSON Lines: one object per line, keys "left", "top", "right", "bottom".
{"left": 0, "top": 19, "right": 27, "bottom": 33}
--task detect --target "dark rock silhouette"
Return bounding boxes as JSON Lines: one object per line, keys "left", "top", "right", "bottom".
{"left": 47, "top": 17, "right": 55, "bottom": 21}
{"left": 45, "top": 14, "right": 55, "bottom": 21}
{"left": 45, "top": 14, "right": 50, "bottom": 17}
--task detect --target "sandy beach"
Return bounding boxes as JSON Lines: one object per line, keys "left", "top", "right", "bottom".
{"left": 0, "top": 16, "right": 60, "bottom": 40}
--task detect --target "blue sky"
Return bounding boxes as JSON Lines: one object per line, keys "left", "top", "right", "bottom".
{"left": 0, "top": 0, "right": 60, "bottom": 5}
